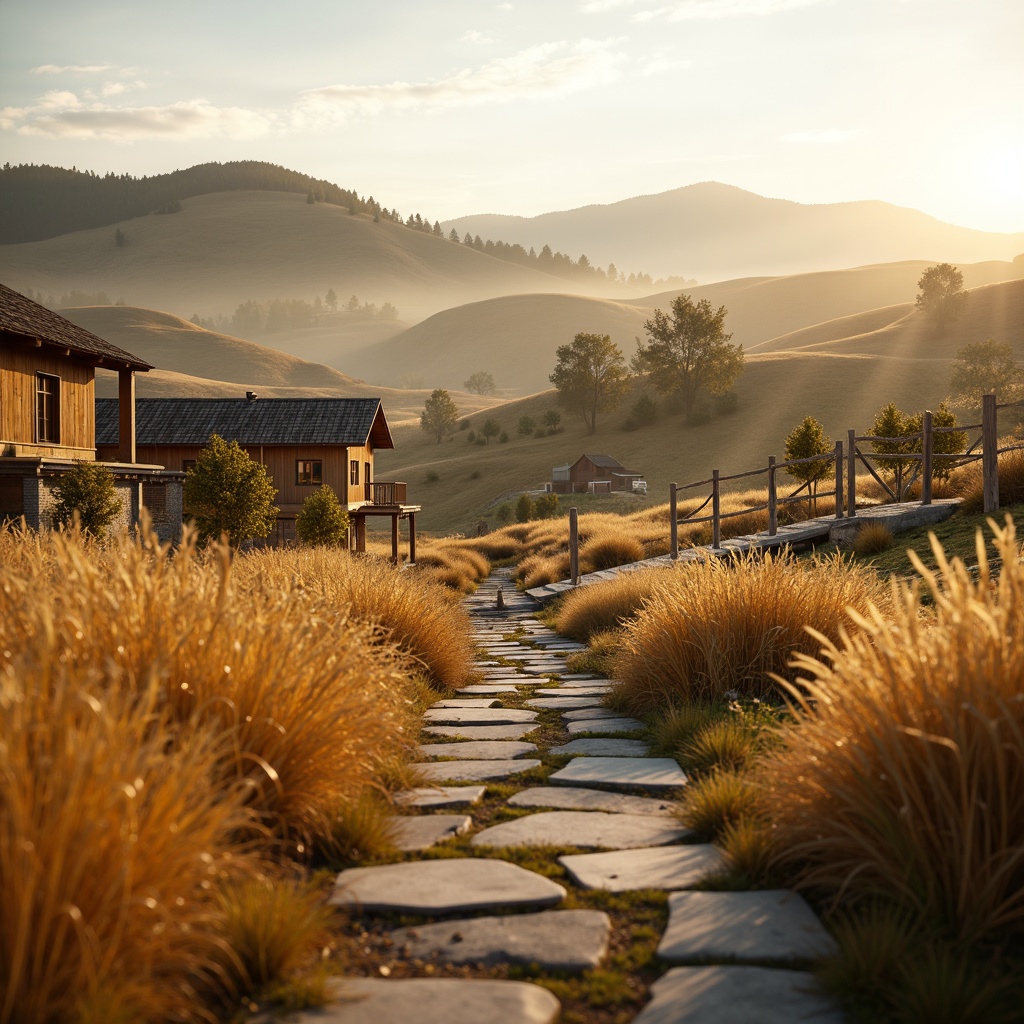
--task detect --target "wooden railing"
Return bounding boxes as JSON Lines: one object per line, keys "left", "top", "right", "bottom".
{"left": 370, "top": 481, "right": 407, "bottom": 506}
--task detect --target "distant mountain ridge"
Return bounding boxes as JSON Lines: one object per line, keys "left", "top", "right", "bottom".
{"left": 443, "top": 182, "right": 1024, "bottom": 281}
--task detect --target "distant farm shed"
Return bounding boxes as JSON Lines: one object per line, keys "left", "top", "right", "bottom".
{"left": 549, "top": 453, "right": 643, "bottom": 494}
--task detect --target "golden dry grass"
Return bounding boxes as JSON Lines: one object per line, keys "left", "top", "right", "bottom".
{"left": 763, "top": 519, "right": 1024, "bottom": 945}
{"left": 609, "top": 550, "right": 886, "bottom": 713}
{"left": 553, "top": 568, "right": 671, "bottom": 640}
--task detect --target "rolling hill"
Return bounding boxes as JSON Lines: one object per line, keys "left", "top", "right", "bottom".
{"left": 344, "top": 259, "right": 1024, "bottom": 395}
{"left": 445, "top": 183, "right": 1024, "bottom": 281}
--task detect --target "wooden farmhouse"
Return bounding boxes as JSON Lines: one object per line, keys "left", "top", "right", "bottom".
{"left": 549, "top": 453, "right": 644, "bottom": 494}
{"left": 0, "top": 283, "right": 183, "bottom": 539}
{"left": 96, "top": 396, "right": 420, "bottom": 556}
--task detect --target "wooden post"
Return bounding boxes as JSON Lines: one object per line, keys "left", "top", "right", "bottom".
{"left": 391, "top": 513, "right": 399, "bottom": 563}
{"left": 834, "top": 441, "right": 844, "bottom": 519}
{"left": 355, "top": 515, "right": 366, "bottom": 552}
{"left": 670, "top": 482, "right": 679, "bottom": 559}
{"left": 983, "top": 393, "right": 999, "bottom": 514}
{"left": 921, "top": 410, "right": 933, "bottom": 506}
{"left": 408, "top": 512, "right": 416, "bottom": 564}
{"left": 569, "top": 506, "right": 580, "bottom": 584}
{"left": 767, "top": 457, "right": 777, "bottom": 536}
{"left": 712, "top": 469, "right": 721, "bottom": 549}
{"left": 118, "top": 369, "right": 136, "bottom": 464}
{"left": 847, "top": 429, "right": 857, "bottom": 518}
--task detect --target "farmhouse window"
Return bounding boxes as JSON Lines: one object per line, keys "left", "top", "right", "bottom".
{"left": 297, "top": 459, "right": 322, "bottom": 485}
{"left": 182, "top": 459, "right": 196, "bottom": 472}
{"left": 36, "top": 373, "right": 60, "bottom": 444}
{"left": 350, "top": 460, "right": 360, "bottom": 485}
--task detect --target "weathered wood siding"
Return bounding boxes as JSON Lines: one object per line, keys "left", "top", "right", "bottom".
{"left": 0, "top": 339, "right": 96, "bottom": 457}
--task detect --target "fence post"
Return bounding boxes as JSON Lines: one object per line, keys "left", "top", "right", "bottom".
{"left": 834, "top": 441, "right": 844, "bottom": 519}
{"left": 670, "top": 483, "right": 679, "bottom": 560}
{"left": 767, "top": 457, "right": 777, "bottom": 536}
{"left": 847, "top": 429, "right": 857, "bottom": 518}
{"left": 921, "top": 410, "right": 933, "bottom": 506}
{"left": 712, "top": 469, "right": 721, "bottom": 549}
{"left": 983, "top": 393, "right": 999, "bottom": 514}
{"left": 569, "top": 506, "right": 580, "bottom": 584}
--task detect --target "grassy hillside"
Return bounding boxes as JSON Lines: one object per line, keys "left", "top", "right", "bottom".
{"left": 345, "top": 260, "right": 1024, "bottom": 395}
{"left": 445, "top": 182, "right": 1024, "bottom": 281}
{"left": 0, "top": 191, "right": 610, "bottom": 324}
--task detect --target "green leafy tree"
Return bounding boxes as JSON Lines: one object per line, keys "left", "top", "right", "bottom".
{"left": 517, "top": 415, "right": 536, "bottom": 437}
{"left": 346, "top": 294, "right": 359, "bottom": 312}
{"left": 420, "top": 388, "right": 459, "bottom": 444}
{"left": 868, "top": 404, "right": 917, "bottom": 500}
{"left": 549, "top": 333, "right": 630, "bottom": 434}
{"left": 464, "top": 371, "right": 497, "bottom": 395}
{"left": 949, "top": 338, "right": 1024, "bottom": 411}
{"left": 533, "top": 493, "right": 559, "bottom": 519}
{"left": 183, "top": 434, "right": 279, "bottom": 546}
{"left": 543, "top": 409, "right": 562, "bottom": 433}
{"left": 908, "top": 401, "right": 968, "bottom": 482}
{"left": 325, "top": 288, "right": 338, "bottom": 311}
{"left": 51, "top": 461, "right": 123, "bottom": 538}
{"left": 915, "top": 263, "right": 967, "bottom": 332}
{"left": 499, "top": 431, "right": 509, "bottom": 443}
{"left": 784, "top": 416, "right": 833, "bottom": 514}
{"left": 515, "top": 494, "right": 534, "bottom": 523}
{"left": 481, "top": 418, "right": 501, "bottom": 444}
{"left": 377, "top": 301, "right": 399, "bottom": 320}
{"left": 495, "top": 502, "right": 513, "bottom": 525}
{"left": 632, "top": 294, "right": 744, "bottom": 419}
{"left": 295, "top": 485, "right": 349, "bottom": 546}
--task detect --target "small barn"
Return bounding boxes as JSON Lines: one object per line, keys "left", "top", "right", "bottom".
{"left": 549, "top": 453, "right": 643, "bottom": 494}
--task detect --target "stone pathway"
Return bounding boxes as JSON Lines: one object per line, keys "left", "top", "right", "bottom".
{"left": 282, "top": 567, "right": 845, "bottom": 1023}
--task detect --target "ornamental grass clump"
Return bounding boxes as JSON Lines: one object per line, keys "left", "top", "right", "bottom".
{"left": 553, "top": 567, "right": 671, "bottom": 641}
{"left": 610, "top": 550, "right": 884, "bottom": 714}
{"left": 763, "top": 519, "right": 1024, "bottom": 947}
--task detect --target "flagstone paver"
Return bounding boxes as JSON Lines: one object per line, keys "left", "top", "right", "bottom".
{"left": 508, "top": 786, "right": 676, "bottom": 816}
{"left": 550, "top": 737, "right": 651, "bottom": 757}
{"left": 534, "top": 686, "right": 611, "bottom": 697}
{"left": 562, "top": 707, "right": 630, "bottom": 721}
{"left": 525, "top": 695, "right": 606, "bottom": 710}
{"left": 471, "top": 810, "right": 688, "bottom": 850}
{"left": 422, "top": 723, "right": 539, "bottom": 741}
{"left": 631, "top": 967, "right": 847, "bottom": 1024}
{"left": 432, "top": 698, "right": 503, "bottom": 709}
{"left": 419, "top": 740, "right": 538, "bottom": 760}
{"left": 658, "top": 890, "right": 839, "bottom": 964}
{"left": 396, "top": 785, "right": 486, "bottom": 809}
{"left": 549, "top": 756, "right": 688, "bottom": 793}
{"left": 417, "top": 759, "right": 543, "bottom": 782}
{"left": 456, "top": 685, "right": 525, "bottom": 695}
{"left": 389, "top": 909, "right": 611, "bottom": 971}
{"left": 390, "top": 814, "right": 472, "bottom": 851}
{"left": 330, "top": 858, "right": 566, "bottom": 914}
{"left": 424, "top": 708, "right": 538, "bottom": 726}
{"left": 559, "top": 844, "right": 725, "bottom": 892}
{"left": 277, "top": 978, "right": 561, "bottom": 1024}
{"left": 565, "top": 716, "right": 646, "bottom": 735}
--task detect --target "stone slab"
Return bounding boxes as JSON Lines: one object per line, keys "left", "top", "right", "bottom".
{"left": 417, "top": 759, "right": 543, "bottom": 782}
{"left": 422, "top": 723, "right": 538, "bottom": 741}
{"left": 563, "top": 707, "right": 628, "bottom": 721}
{"left": 331, "top": 857, "right": 565, "bottom": 915}
{"left": 432, "top": 698, "right": 502, "bottom": 709}
{"left": 420, "top": 740, "right": 538, "bottom": 760}
{"left": 396, "top": 785, "right": 486, "bottom": 809}
{"left": 658, "top": 890, "right": 838, "bottom": 964}
{"left": 507, "top": 786, "right": 676, "bottom": 817}
{"left": 534, "top": 687, "right": 611, "bottom": 697}
{"left": 472, "top": 810, "right": 688, "bottom": 850}
{"left": 277, "top": 978, "right": 560, "bottom": 1024}
{"left": 560, "top": 844, "right": 723, "bottom": 892}
{"left": 632, "top": 967, "right": 846, "bottom": 1024}
{"left": 566, "top": 717, "right": 645, "bottom": 735}
{"left": 425, "top": 708, "right": 538, "bottom": 726}
{"left": 550, "top": 738, "right": 651, "bottom": 757}
{"left": 389, "top": 909, "right": 610, "bottom": 972}
{"left": 456, "top": 685, "right": 526, "bottom": 695}
{"left": 553, "top": 678, "right": 614, "bottom": 689}
{"left": 390, "top": 814, "right": 472, "bottom": 851}
{"left": 829, "top": 497, "right": 959, "bottom": 548}
{"left": 549, "top": 757, "right": 687, "bottom": 794}
{"left": 525, "top": 695, "right": 605, "bottom": 710}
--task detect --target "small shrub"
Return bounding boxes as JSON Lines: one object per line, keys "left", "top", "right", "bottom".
{"left": 495, "top": 502, "right": 513, "bottom": 526}
{"left": 467, "top": 430, "right": 476, "bottom": 442}
{"left": 425, "top": 470, "right": 440, "bottom": 484}
{"left": 677, "top": 770, "right": 763, "bottom": 840}
{"left": 649, "top": 702, "right": 722, "bottom": 758}
{"left": 851, "top": 520, "right": 894, "bottom": 555}
{"left": 533, "top": 493, "right": 559, "bottom": 519}
{"left": 554, "top": 568, "right": 668, "bottom": 640}
{"left": 470, "top": 470, "right": 481, "bottom": 480}
{"left": 325, "top": 792, "right": 399, "bottom": 865}
{"left": 630, "top": 393, "right": 659, "bottom": 427}
{"left": 517, "top": 416, "right": 536, "bottom": 437}
{"left": 459, "top": 419, "right": 470, "bottom": 430}
{"left": 681, "top": 717, "right": 762, "bottom": 774}
{"left": 515, "top": 494, "right": 534, "bottom": 523}
{"left": 534, "top": 428, "right": 547, "bottom": 438}
{"left": 295, "top": 485, "right": 349, "bottom": 546}
{"left": 51, "top": 461, "right": 124, "bottom": 537}
{"left": 957, "top": 445, "right": 1024, "bottom": 513}
{"left": 580, "top": 533, "right": 645, "bottom": 572}
{"left": 565, "top": 629, "right": 619, "bottom": 675}
{"left": 717, "top": 817, "right": 778, "bottom": 887}
{"left": 499, "top": 431, "right": 509, "bottom": 443}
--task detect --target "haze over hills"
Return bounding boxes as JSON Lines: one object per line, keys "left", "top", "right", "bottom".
{"left": 444, "top": 183, "right": 1024, "bottom": 282}
{"left": 346, "top": 259, "right": 1024, "bottom": 395}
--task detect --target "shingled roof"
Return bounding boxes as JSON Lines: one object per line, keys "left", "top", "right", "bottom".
{"left": 95, "top": 397, "right": 394, "bottom": 448}
{"left": 0, "top": 283, "right": 152, "bottom": 370}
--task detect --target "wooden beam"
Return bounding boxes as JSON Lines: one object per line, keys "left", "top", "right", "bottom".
{"left": 118, "top": 369, "right": 136, "bottom": 464}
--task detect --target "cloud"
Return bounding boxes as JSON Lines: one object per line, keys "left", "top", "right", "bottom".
{"left": 298, "top": 39, "right": 626, "bottom": 120}
{"left": 496, "top": 3, "right": 513, "bottom": 8}
{"left": 783, "top": 128, "right": 860, "bottom": 144}
{"left": 585, "top": 0, "right": 824, "bottom": 19}
{"left": 461, "top": 29, "right": 494, "bottom": 44}
{"left": 640, "top": 54, "right": 691, "bottom": 76}
{"left": 7, "top": 95, "right": 273, "bottom": 140}
{"left": 30, "top": 63, "right": 115, "bottom": 75}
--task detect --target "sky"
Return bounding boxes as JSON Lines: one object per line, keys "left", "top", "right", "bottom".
{"left": 1, "top": 0, "right": 1022, "bottom": 232}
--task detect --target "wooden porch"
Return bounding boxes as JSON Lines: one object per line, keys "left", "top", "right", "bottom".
{"left": 350, "top": 481, "right": 421, "bottom": 562}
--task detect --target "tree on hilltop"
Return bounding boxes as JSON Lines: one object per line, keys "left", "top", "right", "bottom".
{"left": 464, "top": 371, "right": 497, "bottom": 395}
{"left": 549, "top": 333, "right": 630, "bottom": 435}
{"left": 916, "top": 263, "right": 967, "bottom": 333}
{"left": 420, "top": 389, "right": 459, "bottom": 444}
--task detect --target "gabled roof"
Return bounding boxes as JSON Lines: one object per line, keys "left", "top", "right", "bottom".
{"left": 0, "top": 283, "right": 152, "bottom": 371}
{"left": 96, "top": 397, "right": 394, "bottom": 448}
{"left": 581, "top": 453, "right": 628, "bottom": 469}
